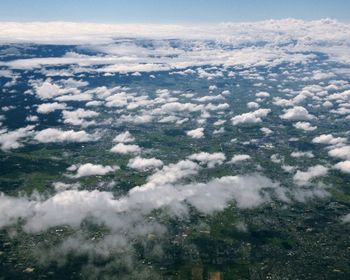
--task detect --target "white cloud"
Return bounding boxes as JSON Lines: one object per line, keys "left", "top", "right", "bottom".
{"left": 62, "top": 109, "right": 99, "bottom": 127}
{"left": 342, "top": 214, "right": 350, "bottom": 223}
{"left": 293, "top": 121, "right": 317, "bottom": 131}
{"left": 291, "top": 151, "right": 314, "bottom": 158}
{"left": 113, "top": 131, "right": 135, "bottom": 143}
{"left": 255, "top": 91, "right": 270, "bottom": 98}
{"left": 293, "top": 165, "right": 329, "bottom": 186}
{"left": 37, "top": 102, "right": 67, "bottom": 114}
{"left": 229, "top": 154, "right": 251, "bottom": 163}
{"left": 280, "top": 106, "right": 315, "bottom": 121}
{"left": 70, "top": 163, "right": 119, "bottom": 178}
{"left": 231, "top": 109, "right": 270, "bottom": 125}
{"left": 34, "top": 128, "right": 98, "bottom": 143}
{"left": 247, "top": 102, "right": 260, "bottom": 109}
{"left": 110, "top": 143, "right": 141, "bottom": 154}
{"left": 328, "top": 146, "right": 350, "bottom": 160}
{"left": 312, "top": 134, "right": 347, "bottom": 146}
{"left": 187, "top": 128, "right": 204, "bottom": 139}
{"left": 260, "top": 127, "right": 273, "bottom": 135}
{"left": 0, "top": 125, "right": 35, "bottom": 151}
{"left": 334, "top": 161, "right": 350, "bottom": 174}
{"left": 188, "top": 152, "right": 226, "bottom": 168}
{"left": 127, "top": 156, "right": 163, "bottom": 171}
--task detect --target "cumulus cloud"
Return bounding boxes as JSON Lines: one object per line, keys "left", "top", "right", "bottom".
{"left": 110, "top": 143, "right": 141, "bottom": 154}
{"left": 280, "top": 106, "right": 315, "bottom": 121}
{"left": 291, "top": 151, "right": 314, "bottom": 158}
{"left": 69, "top": 163, "right": 119, "bottom": 178}
{"left": 260, "top": 127, "right": 273, "bottom": 135}
{"left": 229, "top": 154, "right": 251, "bottom": 163}
{"left": 113, "top": 131, "right": 135, "bottom": 143}
{"left": 312, "top": 134, "right": 347, "bottom": 146}
{"left": 247, "top": 102, "right": 260, "bottom": 109}
{"left": 328, "top": 146, "right": 350, "bottom": 160}
{"left": 186, "top": 128, "right": 204, "bottom": 139}
{"left": 293, "top": 165, "right": 329, "bottom": 186}
{"left": 34, "top": 128, "right": 98, "bottom": 143}
{"left": 231, "top": 109, "right": 270, "bottom": 125}
{"left": 255, "top": 91, "right": 270, "bottom": 98}
{"left": 0, "top": 125, "right": 35, "bottom": 151}
{"left": 62, "top": 109, "right": 99, "bottom": 127}
{"left": 127, "top": 156, "right": 163, "bottom": 171}
{"left": 37, "top": 102, "right": 67, "bottom": 114}
{"left": 188, "top": 152, "right": 226, "bottom": 168}
{"left": 293, "top": 121, "right": 317, "bottom": 131}
{"left": 334, "top": 160, "right": 350, "bottom": 174}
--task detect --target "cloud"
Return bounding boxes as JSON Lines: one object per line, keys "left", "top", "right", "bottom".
{"left": 113, "top": 131, "right": 135, "bottom": 143}
{"left": 110, "top": 143, "right": 141, "bottom": 154}
{"left": 312, "top": 134, "right": 347, "bottom": 146}
{"left": 229, "top": 154, "right": 251, "bottom": 163}
{"left": 290, "top": 151, "right": 314, "bottom": 158}
{"left": 260, "top": 127, "right": 273, "bottom": 135}
{"left": 334, "top": 161, "right": 350, "bottom": 174}
{"left": 247, "top": 102, "right": 260, "bottom": 109}
{"left": 293, "top": 121, "right": 317, "bottom": 131}
{"left": 127, "top": 157, "right": 163, "bottom": 171}
{"left": 0, "top": 125, "right": 35, "bottom": 151}
{"left": 188, "top": 152, "right": 226, "bottom": 168}
{"left": 69, "top": 163, "right": 119, "bottom": 178}
{"left": 32, "top": 79, "right": 83, "bottom": 100}
{"left": 342, "top": 214, "right": 350, "bottom": 223}
{"left": 328, "top": 146, "right": 350, "bottom": 160}
{"left": 37, "top": 102, "right": 67, "bottom": 114}
{"left": 186, "top": 128, "right": 204, "bottom": 139}
{"left": 62, "top": 109, "right": 99, "bottom": 127}
{"left": 34, "top": 128, "right": 98, "bottom": 143}
{"left": 255, "top": 91, "right": 270, "bottom": 98}
{"left": 280, "top": 106, "right": 315, "bottom": 121}
{"left": 231, "top": 109, "right": 270, "bottom": 125}
{"left": 293, "top": 165, "right": 329, "bottom": 186}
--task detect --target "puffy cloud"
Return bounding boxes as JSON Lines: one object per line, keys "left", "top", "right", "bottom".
{"left": 247, "top": 102, "right": 260, "bottom": 109}
{"left": 342, "top": 214, "right": 350, "bottom": 223}
{"left": 105, "top": 92, "right": 128, "bottom": 108}
{"left": 229, "top": 154, "right": 251, "bottom": 163}
{"left": 158, "top": 102, "right": 203, "bottom": 114}
{"left": 280, "top": 106, "right": 315, "bottom": 121}
{"left": 62, "top": 109, "right": 99, "bottom": 127}
{"left": 0, "top": 172, "right": 281, "bottom": 233}
{"left": 32, "top": 79, "right": 84, "bottom": 100}
{"left": 328, "top": 146, "right": 350, "bottom": 160}
{"left": 188, "top": 152, "right": 226, "bottom": 168}
{"left": 186, "top": 127, "right": 204, "bottom": 139}
{"left": 334, "top": 161, "right": 350, "bottom": 174}
{"left": 110, "top": 143, "right": 141, "bottom": 154}
{"left": 255, "top": 91, "right": 270, "bottom": 98}
{"left": 69, "top": 163, "right": 119, "bottom": 178}
{"left": 293, "top": 165, "right": 329, "bottom": 186}
{"left": 34, "top": 128, "right": 98, "bottom": 143}
{"left": 0, "top": 125, "right": 35, "bottom": 151}
{"left": 127, "top": 156, "right": 163, "bottom": 171}
{"left": 312, "top": 134, "right": 347, "bottom": 146}
{"left": 37, "top": 102, "right": 67, "bottom": 114}
{"left": 290, "top": 151, "right": 314, "bottom": 158}
{"left": 113, "top": 131, "right": 135, "bottom": 143}
{"left": 260, "top": 127, "right": 273, "bottom": 135}
{"left": 136, "top": 160, "right": 200, "bottom": 191}
{"left": 231, "top": 109, "right": 270, "bottom": 125}
{"left": 293, "top": 121, "right": 317, "bottom": 131}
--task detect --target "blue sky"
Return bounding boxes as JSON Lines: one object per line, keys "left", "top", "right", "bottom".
{"left": 0, "top": 0, "right": 349, "bottom": 23}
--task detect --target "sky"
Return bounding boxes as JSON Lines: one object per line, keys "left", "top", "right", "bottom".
{"left": 0, "top": 0, "right": 349, "bottom": 23}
